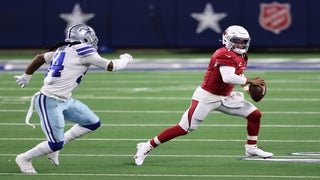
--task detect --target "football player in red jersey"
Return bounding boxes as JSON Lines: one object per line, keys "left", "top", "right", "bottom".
{"left": 134, "top": 25, "right": 273, "bottom": 166}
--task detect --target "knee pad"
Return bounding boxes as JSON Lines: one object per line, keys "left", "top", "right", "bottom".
{"left": 48, "top": 141, "right": 64, "bottom": 151}
{"left": 83, "top": 121, "right": 101, "bottom": 131}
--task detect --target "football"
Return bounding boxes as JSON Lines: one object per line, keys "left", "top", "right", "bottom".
{"left": 249, "top": 84, "right": 266, "bottom": 102}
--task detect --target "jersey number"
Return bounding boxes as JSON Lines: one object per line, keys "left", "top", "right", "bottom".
{"left": 47, "top": 52, "right": 65, "bottom": 77}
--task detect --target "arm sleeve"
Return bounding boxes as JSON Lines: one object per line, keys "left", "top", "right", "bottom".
{"left": 81, "top": 53, "right": 111, "bottom": 70}
{"left": 220, "top": 66, "right": 247, "bottom": 85}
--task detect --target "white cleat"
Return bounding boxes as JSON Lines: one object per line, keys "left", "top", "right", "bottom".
{"left": 245, "top": 144, "right": 273, "bottom": 158}
{"left": 47, "top": 151, "right": 59, "bottom": 166}
{"left": 134, "top": 142, "right": 153, "bottom": 166}
{"left": 15, "top": 153, "right": 37, "bottom": 174}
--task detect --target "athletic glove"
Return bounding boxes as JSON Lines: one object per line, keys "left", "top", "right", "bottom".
{"left": 112, "top": 53, "right": 133, "bottom": 71}
{"left": 120, "top": 53, "right": 133, "bottom": 62}
{"left": 13, "top": 73, "right": 32, "bottom": 88}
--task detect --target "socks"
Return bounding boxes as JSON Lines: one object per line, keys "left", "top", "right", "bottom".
{"left": 150, "top": 125, "right": 187, "bottom": 147}
{"left": 22, "top": 141, "right": 52, "bottom": 160}
{"left": 246, "top": 110, "right": 261, "bottom": 144}
{"left": 45, "top": 124, "right": 94, "bottom": 165}
{"left": 21, "top": 124, "right": 95, "bottom": 163}
{"left": 64, "top": 124, "right": 92, "bottom": 144}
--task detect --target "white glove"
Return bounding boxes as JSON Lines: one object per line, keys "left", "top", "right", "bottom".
{"left": 112, "top": 53, "right": 133, "bottom": 71}
{"left": 13, "top": 73, "right": 32, "bottom": 88}
{"left": 120, "top": 53, "right": 133, "bottom": 62}
{"left": 242, "top": 85, "right": 249, "bottom": 92}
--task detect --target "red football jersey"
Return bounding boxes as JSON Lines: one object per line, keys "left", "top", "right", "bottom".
{"left": 201, "top": 47, "right": 248, "bottom": 96}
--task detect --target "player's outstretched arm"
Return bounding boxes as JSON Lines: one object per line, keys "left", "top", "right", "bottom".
{"left": 13, "top": 54, "right": 46, "bottom": 88}
{"left": 85, "top": 53, "right": 133, "bottom": 72}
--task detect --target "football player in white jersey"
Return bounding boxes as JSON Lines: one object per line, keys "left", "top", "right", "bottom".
{"left": 13, "top": 24, "right": 133, "bottom": 174}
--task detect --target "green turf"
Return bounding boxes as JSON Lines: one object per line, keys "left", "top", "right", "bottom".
{"left": 0, "top": 64, "right": 320, "bottom": 179}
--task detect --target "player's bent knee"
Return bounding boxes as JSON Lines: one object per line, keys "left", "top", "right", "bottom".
{"left": 48, "top": 141, "right": 64, "bottom": 151}
{"left": 83, "top": 121, "right": 101, "bottom": 131}
{"left": 250, "top": 109, "right": 262, "bottom": 119}
{"left": 246, "top": 109, "right": 262, "bottom": 121}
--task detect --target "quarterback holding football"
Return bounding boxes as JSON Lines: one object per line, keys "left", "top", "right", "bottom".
{"left": 134, "top": 25, "right": 273, "bottom": 166}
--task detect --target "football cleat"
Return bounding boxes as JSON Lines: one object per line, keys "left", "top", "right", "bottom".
{"left": 15, "top": 153, "right": 37, "bottom": 174}
{"left": 134, "top": 142, "right": 153, "bottom": 165}
{"left": 47, "top": 151, "right": 60, "bottom": 166}
{"left": 245, "top": 144, "right": 273, "bottom": 158}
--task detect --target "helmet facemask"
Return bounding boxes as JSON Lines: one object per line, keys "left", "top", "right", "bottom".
{"left": 229, "top": 37, "right": 250, "bottom": 54}
{"left": 65, "top": 24, "right": 99, "bottom": 49}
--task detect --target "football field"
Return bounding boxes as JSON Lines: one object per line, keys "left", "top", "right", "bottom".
{"left": 0, "top": 53, "right": 320, "bottom": 179}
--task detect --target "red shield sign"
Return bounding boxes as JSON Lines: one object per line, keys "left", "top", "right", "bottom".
{"left": 259, "top": 2, "right": 291, "bottom": 34}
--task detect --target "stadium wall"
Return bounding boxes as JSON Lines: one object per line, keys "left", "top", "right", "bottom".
{"left": 0, "top": 0, "right": 319, "bottom": 51}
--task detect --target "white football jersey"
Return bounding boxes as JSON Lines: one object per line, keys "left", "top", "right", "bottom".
{"left": 40, "top": 43, "right": 109, "bottom": 100}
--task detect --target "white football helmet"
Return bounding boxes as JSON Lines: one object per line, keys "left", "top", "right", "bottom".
{"left": 222, "top": 25, "right": 251, "bottom": 54}
{"left": 65, "top": 24, "right": 99, "bottom": 49}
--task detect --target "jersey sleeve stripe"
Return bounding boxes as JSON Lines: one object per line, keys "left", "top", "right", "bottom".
{"left": 77, "top": 45, "right": 94, "bottom": 52}
{"left": 76, "top": 45, "right": 97, "bottom": 56}
{"left": 78, "top": 49, "right": 96, "bottom": 56}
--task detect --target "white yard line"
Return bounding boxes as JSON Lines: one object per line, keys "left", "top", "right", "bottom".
{"left": 2, "top": 58, "right": 320, "bottom": 71}
{"left": 0, "top": 123, "right": 320, "bottom": 128}
{"left": 0, "top": 137, "right": 319, "bottom": 143}
{"left": 1, "top": 109, "right": 319, "bottom": 114}
{"left": 0, "top": 172, "right": 319, "bottom": 179}
{"left": 0, "top": 153, "right": 319, "bottom": 159}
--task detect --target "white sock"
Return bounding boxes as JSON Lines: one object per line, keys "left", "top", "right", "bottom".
{"left": 47, "top": 124, "right": 92, "bottom": 159}
{"left": 64, "top": 124, "right": 92, "bottom": 144}
{"left": 23, "top": 141, "right": 52, "bottom": 160}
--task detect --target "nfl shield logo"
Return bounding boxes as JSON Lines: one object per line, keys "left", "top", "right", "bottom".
{"left": 259, "top": 2, "right": 291, "bottom": 34}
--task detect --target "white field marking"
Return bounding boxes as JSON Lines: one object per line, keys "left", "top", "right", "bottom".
{"left": 290, "top": 152, "right": 320, "bottom": 156}
{"left": 1, "top": 123, "right": 320, "bottom": 128}
{"left": 1, "top": 138, "right": 319, "bottom": 143}
{"left": 241, "top": 157, "right": 320, "bottom": 163}
{"left": 1, "top": 109, "right": 320, "bottom": 115}
{"left": 71, "top": 96, "right": 320, "bottom": 102}
{"left": 1, "top": 95, "right": 320, "bottom": 102}
{"left": 47, "top": 79, "right": 317, "bottom": 86}
{"left": 0, "top": 173, "right": 319, "bottom": 179}
{"left": 22, "top": 79, "right": 317, "bottom": 84}
{"left": 0, "top": 153, "right": 318, "bottom": 159}
{"left": 0, "top": 101, "right": 24, "bottom": 105}
{"left": 1, "top": 97, "right": 320, "bottom": 106}
{"left": 265, "top": 98, "right": 320, "bottom": 101}
{"left": 0, "top": 154, "right": 240, "bottom": 158}
{"left": 1, "top": 87, "right": 320, "bottom": 92}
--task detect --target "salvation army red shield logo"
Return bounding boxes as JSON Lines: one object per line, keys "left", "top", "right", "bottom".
{"left": 259, "top": 2, "right": 291, "bottom": 34}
